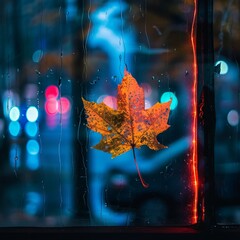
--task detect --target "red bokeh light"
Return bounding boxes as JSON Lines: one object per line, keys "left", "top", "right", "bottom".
{"left": 45, "top": 85, "right": 59, "bottom": 99}
{"left": 45, "top": 99, "right": 58, "bottom": 115}
{"left": 58, "top": 97, "right": 71, "bottom": 114}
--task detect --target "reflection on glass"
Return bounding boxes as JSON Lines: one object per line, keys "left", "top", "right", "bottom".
{"left": 214, "top": 0, "right": 240, "bottom": 224}
{"left": 0, "top": 0, "right": 202, "bottom": 227}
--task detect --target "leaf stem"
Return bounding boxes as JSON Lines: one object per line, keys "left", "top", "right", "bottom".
{"left": 131, "top": 146, "right": 149, "bottom": 188}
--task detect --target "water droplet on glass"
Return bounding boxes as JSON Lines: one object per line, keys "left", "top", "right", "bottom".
{"left": 58, "top": 77, "right": 62, "bottom": 87}
{"left": 35, "top": 70, "right": 41, "bottom": 75}
{"left": 90, "top": 79, "right": 97, "bottom": 85}
{"left": 111, "top": 76, "right": 117, "bottom": 81}
{"left": 152, "top": 76, "right": 155, "bottom": 80}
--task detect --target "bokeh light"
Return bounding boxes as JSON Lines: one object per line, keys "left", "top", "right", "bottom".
{"left": 45, "top": 99, "right": 58, "bottom": 115}
{"left": 58, "top": 97, "right": 71, "bottom": 114}
{"left": 9, "top": 121, "right": 21, "bottom": 137}
{"left": 227, "top": 110, "right": 239, "bottom": 127}
{"left": 26, "top": 106, "right": 39, "bottom": 122}
{"left": 26, "top": 154, "right": 40, "bottom": 171}
{"left": 26, "top": 140, "right": 40, "bottom": 155}
{"left": 160, "top": 92, "right": 178, "bottom": 110}
{"left": 103, "top": 95, "right": 117, "bottom": 109}
{"left": 24, "top": 192, "right": 42, "bottom": 215}
{"left": 25, "top": 122, "right": 38, "bottom": 137}
{"left": 45, "top": 85, "right": 59, "bottom": 99}
{"left": 215, "top": 60, "right": 228, "bottom": 75}
{"left": 9, "top": 106, "right": 20, "bottom": 121}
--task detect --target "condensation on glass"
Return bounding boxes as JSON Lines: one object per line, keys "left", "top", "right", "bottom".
{"left": 0, "top": 0, "right": 199, "bottom": 227}
{"left": 214, "top": 0, "right": 240, "bottom": 225}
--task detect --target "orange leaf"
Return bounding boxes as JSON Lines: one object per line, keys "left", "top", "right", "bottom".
{"left": 82, "top": 70, "right": 171, "bottom": 187}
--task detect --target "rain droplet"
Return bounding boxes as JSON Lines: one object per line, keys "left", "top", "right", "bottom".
{"left": 97, "top": 68, "right": 100, "bottom": 72}
{"left": 152, "top": 76, "right": 155, "bottom": 80}
{"left": 107, "top": 126, "right": 112, "bottom": 131}
{"left": 35, "top": 70, "right": 41, "bottom": 75}
{"left": 58, "top": 76, "right": 62, "bottom": 87}
{"left": 111, "top": 76, "right": 117, "bottom": 81}
{"left": 185, "top": 70, "right": 189, "bottom": 76}
{"left": 90, "top": 79, "right": 97, "bottom": 85}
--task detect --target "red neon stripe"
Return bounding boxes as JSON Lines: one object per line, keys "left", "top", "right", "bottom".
{"left": 190, "top": 0, "right": 198, "bottom": 224}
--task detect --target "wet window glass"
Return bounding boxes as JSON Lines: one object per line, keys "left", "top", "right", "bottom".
{"left": 1, "top": 0, "right": 239, "bottom": 228}
{"left": 214, "top": 0, "right": 240, "bottom": 224}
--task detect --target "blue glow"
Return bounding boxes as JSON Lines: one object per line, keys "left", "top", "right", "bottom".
{"left": 32, "top": 50, "right": 43, "bottom": 63}
{"left": 25, "top": 122, "right": 38, "bottom": 137}
{"left": 24, "top": 192, "right": 42, "bottom": 215}
{"left": 89, "top": 1, "right": 135, "bottom": 78}
{"left": 26, "top": 140, "right": 40, "bottom": 155}
{"left": 9, "top": 121, "right": 21, "bottom": 137}
{"left": 9, "top": 106, "right": 20, "bottom": 121}
{"left": 66, "top": 0, "right": 77, "bottom": 20}
{"left": 10, "top": 144, "right": 21, "bottom": 168}
{"left": 160, "top": 92, "right": 178, "bottom": 110}
{"left": 26, "top": 153, "right": 39, "bottom": 170}
{"left": 26, "top": 106, "right": 38, "bottom": 122}
{"left": 215, "top": 60, "right": 228, "bottom": 75}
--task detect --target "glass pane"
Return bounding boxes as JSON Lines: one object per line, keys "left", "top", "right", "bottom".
{"left": 214, "top": 0, "right": 240, "bottom": 224}
{"left": 0, "top": 0, "right": 197, "bottom": 226}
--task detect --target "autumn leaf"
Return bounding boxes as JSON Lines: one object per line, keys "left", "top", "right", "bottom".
{"left": 82, "top": 70, "right": 171, "bottom": 188}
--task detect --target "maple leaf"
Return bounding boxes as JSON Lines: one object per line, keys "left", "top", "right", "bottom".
{"left": 82, "top": 70, "right": 171, "bottom": 188}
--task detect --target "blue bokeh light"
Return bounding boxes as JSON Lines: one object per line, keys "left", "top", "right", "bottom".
{"left": 26, "top": 153, "right": 39, "bottom": 170}
{"left": 9, "top": 106, "right": 20, "bottom": 121}
{"left": 26, "top": 140, "right": 40, "bottom": 155}
{"left": 26, "top": 106, "right": 38, "bottom": 122}
{"left": 160, "top": 92, "right": 178, "bottom": 110}
{"left": 9, "top": 121, "right": 21, "bottom": 137}
{"left": 24, "top": 192, "right": 42, "bottom": 215}
{"left": 215, "top": 60, "right": 228, "bottom": 75}
{"left": 25, "top": 122, "right": 38, "bottom": 137}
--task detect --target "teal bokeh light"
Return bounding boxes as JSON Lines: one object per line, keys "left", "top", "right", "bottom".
{"left": 160, "top": 92, "right": 178, "bottom": 110}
